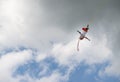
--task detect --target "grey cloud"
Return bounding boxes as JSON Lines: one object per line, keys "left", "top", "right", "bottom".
{"left": 0, "top": 0, "right": 119, "bottom": 51}
{"left": 34, "top": 0, "right": 120, "bottom": 76}
{"left": 35, "top": 0, "right": 120, "bottom": 53}
{"left": 37, "top": 0, "right": 119, "bottom": 30}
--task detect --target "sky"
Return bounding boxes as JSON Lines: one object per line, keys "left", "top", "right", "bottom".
{"left": 0, "top": 0, "right": 120, "bottom": 82}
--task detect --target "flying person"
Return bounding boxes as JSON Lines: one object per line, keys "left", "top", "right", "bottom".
{"left": 77, "top": 24, "right": 90, "bottom": 51}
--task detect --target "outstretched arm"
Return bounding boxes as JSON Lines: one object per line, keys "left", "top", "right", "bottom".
{"left": 85, "top": 37, "right": 90, "bottom": 41}
{"left": 77, "top": 30, "right": 82, "bottom": 35}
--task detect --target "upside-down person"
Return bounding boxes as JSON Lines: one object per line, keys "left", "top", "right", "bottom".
{"left": 77, "top": 24, "right": 90, "bottom": 51}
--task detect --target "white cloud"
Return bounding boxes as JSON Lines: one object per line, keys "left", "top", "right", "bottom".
{"left": 36, "top": 53, "right": 47, "bottom": 62}
{"left": 49, "top": 34, "right": 112, "bottom": 81}
{"left": 0, "top": 50, "right": 33, "bottom": 82}
{"left": 99, "top": 55, "right": 120, "bottom": 78}
{"left": 14, "top": 71, "right": 66, "bottom": 82}
{"left": 36, "top": 72, "right": 64, "bottom": 82}
{"left": 51, "top": 39, "right": 78, "bottom": 66}
{"left": 0, "top": 33, "right": 116, "bottom": 82}
{"left": 84, "top": 35, "right": 111, "bottom": 65}
{"left": 51, "top": 35, "right": 111, "bottom": 66}
{"left": 0, "top": 0, "right": 69, "bottom": 51}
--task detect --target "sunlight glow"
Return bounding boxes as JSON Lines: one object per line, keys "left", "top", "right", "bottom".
{"left": 2, "top": 0, "right": 19, "bottom": 17}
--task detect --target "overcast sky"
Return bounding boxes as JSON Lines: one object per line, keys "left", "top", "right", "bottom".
{"left": 0, "top": 0, "right": 120, "bottom": 82}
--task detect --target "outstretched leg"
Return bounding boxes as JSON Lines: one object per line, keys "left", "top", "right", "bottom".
{"left": 77, "top": 30, "right": 82, "bottom": 35}
{"left": 77, "top": 38, "right": 80, "bottom": 51}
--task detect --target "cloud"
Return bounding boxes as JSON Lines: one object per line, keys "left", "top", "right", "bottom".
{"left": 0, "top": 49, "right": 33, "bottom": 82}
{"left": 16, "top": 71, "right": 66, "bottom": 82}
{"left": 36, "top": 72, "right": 64, "bottom": 82}
{"left": 0, "top": 0, "right": 120, "bottom": 82}
{"left": 0, "top": 0, "right": 69, "bottom": 51}
{"left": 105, "top": 56, "right": 120, "bottom": 77}
{"left": 36, "top": 53, "right": 47, "bottom": 62}
{"left": 0, "top": 36, "right": 116, "bottom": 82}
{"left": 51, "top": 35, "right": 111, "bottom": 66}
{"left": 99, "top": 55, "right": 120, "bottom": 78}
